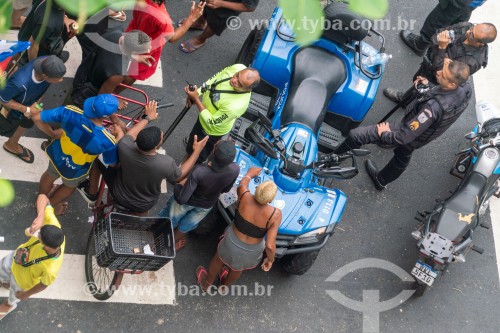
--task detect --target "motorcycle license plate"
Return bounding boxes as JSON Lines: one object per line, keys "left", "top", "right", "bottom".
{"left": 411, "top": 261, "right": 438, "bottom": 286}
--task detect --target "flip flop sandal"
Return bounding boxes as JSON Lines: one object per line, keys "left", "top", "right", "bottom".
{"left": 109, "top": 11, "right": 126, "bottom": 22}
{"left": 195, "top": 265, "right": 209, "bottom": 292}
{"left": 179, "top": 40, "right": 207, "bottom": 54}
{"left": 217, "top": 266, "right": 229, "bottom": 286}
{"left": 3, "top": 144, "right": 34, "bottom": 163}
{"left": 175, "top": 238, "right": 187, "bottom": 252}
{"left": 177, "top": 18, "right": 206, "bottom": 31}
{"left": 0, "top": 303, "right": 17, "bottom": 321}
{"left": 40, "top": 139, "right": 52, "bottom": 151}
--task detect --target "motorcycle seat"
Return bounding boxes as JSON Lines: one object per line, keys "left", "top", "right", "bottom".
{"left": 445, "top": 172, "right": 486, "bottom": 213}
{"left": 436, "top": 172, "right": 486, "bottom": 241}
{"left": 281, "top": 47, "right": 346, "bottom": 134}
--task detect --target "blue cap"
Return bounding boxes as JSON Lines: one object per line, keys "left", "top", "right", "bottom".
{"left": 83, "top": 94, "right": 119, "bottom": 119}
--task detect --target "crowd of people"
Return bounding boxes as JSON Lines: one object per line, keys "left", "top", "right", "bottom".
{"left": 0, "top": 0, "right": 270, "bottom": 319}
{"left": 0, "top": 0, "right": 497, "bottom": 321}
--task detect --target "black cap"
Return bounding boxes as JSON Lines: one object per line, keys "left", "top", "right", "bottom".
{"left": 208, "top": 140, "right": 236, "bottom": 172}
{"left": 33, "top": 55, "right": 66, "bottom": 78}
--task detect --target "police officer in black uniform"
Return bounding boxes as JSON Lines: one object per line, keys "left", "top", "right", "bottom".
{"left": 400, "top": 0, "right": 488, "bottom": 56}
{"left": 385, "top": 22, "right": 496, "bottom": 103}
{"left": 334, "top": 59, "right": 472, "bottom": 190}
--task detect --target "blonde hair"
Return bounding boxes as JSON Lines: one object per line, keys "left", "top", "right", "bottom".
{"left": 254, "top": 181, "right": 278, "bottom": 205}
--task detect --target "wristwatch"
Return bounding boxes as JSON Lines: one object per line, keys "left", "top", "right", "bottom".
{"left": 143, "top": 115, "right": 153, "bottom": 122}
{"left": 24, "top": 107, "right": 31, "bottom": 118}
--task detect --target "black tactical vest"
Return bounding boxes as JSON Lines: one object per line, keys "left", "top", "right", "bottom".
{"left": 405, "top": 83, "right": 472, "bottom": 147}
{"left": 448, "top": 35, "right": 488, "bottom": 73}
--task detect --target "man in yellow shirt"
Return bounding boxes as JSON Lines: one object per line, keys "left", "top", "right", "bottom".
{"left": 0, "top": 194, "right": 65, "bottom": 320}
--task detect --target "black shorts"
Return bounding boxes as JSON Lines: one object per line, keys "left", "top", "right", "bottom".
{"left": 0, "top": 109, "right": 34, "bottom": 138}
{"left": 186, "top": 118, "right": 223, "bottom": 164}
{"left": 204, "top": 8, "right": 239, "bottom": 36}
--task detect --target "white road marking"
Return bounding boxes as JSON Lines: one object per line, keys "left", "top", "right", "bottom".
{"left": 0, "top": 136, "right": 169, "bottom": 193}
{"left": 0, "top": 251, "right": 175, "bottom": 304}
{"left": 471, "top": 3, "right": 500, "bottom": 281}
{"left": 0, "top": 32, "right": 163, "bottom": 88}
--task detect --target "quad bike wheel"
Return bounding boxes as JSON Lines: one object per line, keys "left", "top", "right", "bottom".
{"left": 280, "top": 250, "right": 320, "bottom": 275}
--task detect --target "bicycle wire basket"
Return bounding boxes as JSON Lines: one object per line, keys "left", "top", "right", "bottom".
{"left": 94, "top": 212, "right": 175, "bottom": 271}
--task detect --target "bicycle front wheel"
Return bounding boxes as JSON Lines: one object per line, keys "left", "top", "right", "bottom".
{"left": 85, "top": 230, "right": 118, "bottom": 301}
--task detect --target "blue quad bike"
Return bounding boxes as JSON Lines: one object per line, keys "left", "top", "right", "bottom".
{"left": 201, "top": 3, "right": 388, "bottom": 275}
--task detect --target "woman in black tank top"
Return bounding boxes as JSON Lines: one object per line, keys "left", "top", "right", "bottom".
{"left": 196, "top": 167, "right": 282, "bottom": 293}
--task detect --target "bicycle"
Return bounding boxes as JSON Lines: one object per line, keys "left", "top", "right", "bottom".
{"left": 84, "top": 85, "right": 176, "bottom": 300}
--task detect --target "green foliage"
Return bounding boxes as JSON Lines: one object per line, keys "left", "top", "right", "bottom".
{"left": 0, "top": 0, "right": 13, "bottom": 33}
{"left": 54, "top": 0, "right": 108, "bottom": 17}
{"left": 0, "top": 179, "right": 15, "bottom": 207}
{"left": 348, "top": 0, "right": 389, "bottom": 19}
{"left": 278, "top": 0, "right": 388, "bottom": 45}
{"left": 279, "top": 0, "right": 324, "bottom": 45}
{"left": 54, "top": 0, "right": 136, "bottom": 17}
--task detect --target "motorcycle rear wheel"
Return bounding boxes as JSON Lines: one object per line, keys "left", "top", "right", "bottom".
{"left": 412, "top": 281, "right": 428, "bottom": 297}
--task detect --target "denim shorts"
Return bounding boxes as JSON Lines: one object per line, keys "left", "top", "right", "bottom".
{"left": 159, "top": 196, "right": 212, "bottom": 233}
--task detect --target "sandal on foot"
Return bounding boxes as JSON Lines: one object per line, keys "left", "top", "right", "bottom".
{"left": 179, "top": 39, "right": 207, "bottom": 54}
{"left": 217, "top": 266, "right": 229, "bottom": 286}
{"left": 40, "top": 139, "right": 52, "bottom": 151}
{"left": 3, "top": 144, "right": 34, "bottom": 163}
{"left": 195, "top": 265, "right": 209, "bottom": 292}
{"left": 0, "top": 303, "right": 17, "bottom": 321}
{"left": 175, "top": 238, "right": 187, "bottom": 252}
{"left": 109, "top": 11, "right": 126, "bottom": 22}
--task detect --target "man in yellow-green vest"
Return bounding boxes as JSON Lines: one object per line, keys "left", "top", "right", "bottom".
{"left": 184, "top": 64, "right": 260, "bottom": 163}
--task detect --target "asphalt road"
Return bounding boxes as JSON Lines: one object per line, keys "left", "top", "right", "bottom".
{"left": 0, "top": 0, "right": 499, "bottom": 332}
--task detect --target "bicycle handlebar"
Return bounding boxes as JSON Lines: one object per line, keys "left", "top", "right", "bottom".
{"left": 157, "top": 103, "right": 175, "bottom": 109}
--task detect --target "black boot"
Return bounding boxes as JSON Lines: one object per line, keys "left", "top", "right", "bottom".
{"left": 383, "top": 88, "right": 404, "bottom": 103}
{"left": 399, "top": 30, "right": 429, "bottom": 57}
{"left": 365, "top": 160, "right": 386, "bottom": 191}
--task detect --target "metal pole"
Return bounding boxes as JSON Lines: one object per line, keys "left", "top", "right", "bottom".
{"left": 378, "top": 87, "right": 416, "bottom": 123}
{"left": 161, "top": 105, "right": 191, "bottom": 145}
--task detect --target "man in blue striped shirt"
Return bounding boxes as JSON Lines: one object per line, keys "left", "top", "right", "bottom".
{"left": 31, "top": 94, "right": 119, "bottom": 215}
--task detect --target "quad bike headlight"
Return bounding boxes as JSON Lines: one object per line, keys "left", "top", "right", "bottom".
{"left": 294, "top": 227, "right": 327, "bottom": 245}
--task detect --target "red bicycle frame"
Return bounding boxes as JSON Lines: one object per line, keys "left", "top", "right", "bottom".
{"left": 103, "top": 83, "right": 150, "bottom": 127}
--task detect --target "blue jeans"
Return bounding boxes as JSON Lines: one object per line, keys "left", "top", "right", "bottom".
{"left": 159, "top": 196, "right": 212, "bottom": 233}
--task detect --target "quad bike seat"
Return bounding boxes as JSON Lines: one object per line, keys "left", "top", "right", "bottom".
{"left": 281, "top": 47, "right": 346, "bottom": 133}
{"left": 436, "top": 172, "right": 486, "bottom": 241}
{"left": 322, "top": 2, "right": 371, "bottom": 45}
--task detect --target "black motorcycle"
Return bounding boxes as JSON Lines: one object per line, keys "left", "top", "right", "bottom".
{"left": 410, "top": 101, "right": 500, "bottom": 296}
